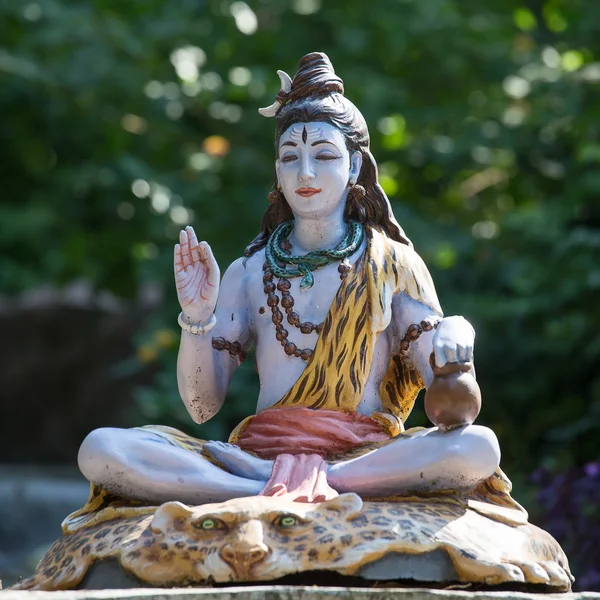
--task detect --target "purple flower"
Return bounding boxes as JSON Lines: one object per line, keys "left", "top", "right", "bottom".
{"left": 530, "top": 462, "right": 600, "bottom": 591}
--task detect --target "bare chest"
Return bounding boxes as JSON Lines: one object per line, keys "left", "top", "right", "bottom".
{"left": 244, "top": 244, "right": 388, "bottom": 414}
{"left": 250, "top": 259, "right": 347, "bottom": 343}
{"left": 247, "top": 247, "right": 364, "bottom": 346}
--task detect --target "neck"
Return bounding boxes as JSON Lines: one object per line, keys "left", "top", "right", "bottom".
{"left": 289, "top": 211, "right": 346, "bottom": 252}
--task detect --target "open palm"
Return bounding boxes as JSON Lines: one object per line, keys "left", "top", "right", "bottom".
{"left": 174, "top": 226, "right": 220, "bottom": 323}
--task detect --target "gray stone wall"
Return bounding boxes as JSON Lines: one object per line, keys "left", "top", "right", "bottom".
{"left": 0, "top": 466, "right": 90, "bottom": 587}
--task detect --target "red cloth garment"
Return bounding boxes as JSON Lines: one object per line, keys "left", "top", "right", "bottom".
{"left": 235, "top": 406, "right": 390, "bottom": 502}
{"left": 236, "top": 406, "right": 390, "bottom": 459}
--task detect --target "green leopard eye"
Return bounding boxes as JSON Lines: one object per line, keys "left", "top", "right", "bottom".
{"left": 194, "top": 518, "right": 225, "bottom": 530}
{"left": 278, "top": 515, "right": 297, "bottom": 528}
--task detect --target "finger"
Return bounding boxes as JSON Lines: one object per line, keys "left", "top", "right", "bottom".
{"left": 186, "top": 226, "right": 201, "bottom": 263}
{"left": 190, "top": 246, "right": 200, "bottom": 264}
{"left": 198, "top": 242, "right": 213, "bottom": 262}
{"left": 179, "top": 230, "right": 191, "bottom": 268}
{"left": 433, "top": 343, "right": 447, "bottom": 369}
{"left": 198, "top": 241, "right": 220, "bottom": 286}
{"left": 444, "top": 344, "right": 458, "bottom": 364}
{"left": 186, "top": 225, "right": 199, "bottom": 248}
{"left": 457, "top": 343, "right": 468, "bottom": 362}
{"left": 465, "top": 344, "right": 474, "bottom": 362}
{"left": 174, "top": 244, "right": 183, "bottom": 268}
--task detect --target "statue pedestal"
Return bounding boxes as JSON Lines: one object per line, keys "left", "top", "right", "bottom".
{"left": 1, "top": 585, "right": 597, "bottom": 600}
{"left": 8, "top": 487, "right": 573, "bottom": 593}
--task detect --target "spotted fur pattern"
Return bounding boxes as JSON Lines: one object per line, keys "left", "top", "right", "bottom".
{"left": 11, "top": 492, "right": 572, "bottom": 591}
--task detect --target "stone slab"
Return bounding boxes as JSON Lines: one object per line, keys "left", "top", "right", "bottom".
{"left": 1, "top": 587, "right": 598, "bottom": 600}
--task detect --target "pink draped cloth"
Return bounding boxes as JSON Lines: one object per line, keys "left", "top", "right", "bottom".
{"left": 235, "top": 407, "right": 390, "bottom": 502}
{"left": 259, "top": 453, "right": 335, "bottom": 502}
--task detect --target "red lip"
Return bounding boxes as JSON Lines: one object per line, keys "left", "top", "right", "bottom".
{"left": 295, "top": 188, "right": 322, "bottom": 197}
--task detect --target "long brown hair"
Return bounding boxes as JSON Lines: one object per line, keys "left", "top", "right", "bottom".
{"left": 245, "top": 52, "right": 411, "bottom": 257}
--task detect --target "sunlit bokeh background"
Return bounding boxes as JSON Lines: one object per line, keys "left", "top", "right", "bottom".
{"left": 1, "top": 0, "right": 598, "bottom": 589}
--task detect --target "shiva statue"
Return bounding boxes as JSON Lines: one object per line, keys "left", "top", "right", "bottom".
{"left": 12, "top": 53, "right": 572, "bottom": 591}
{"left": 78, "top": 52, "right": 495, "bottom": 504}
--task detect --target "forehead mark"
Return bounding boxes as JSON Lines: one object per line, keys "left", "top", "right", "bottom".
{"left": 302, "top": 126, "right": 307, "bottom": 144}
{"left": 285, "top": 124, "right": 326, "bottom": 143}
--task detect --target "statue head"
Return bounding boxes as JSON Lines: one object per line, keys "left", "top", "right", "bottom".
{"left": 245, "top": 52, "right": 410, "bottom": 256}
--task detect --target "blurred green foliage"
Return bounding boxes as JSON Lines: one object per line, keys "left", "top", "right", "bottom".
{"left": 1, "top": 0, "right": 599, "bottom": 497}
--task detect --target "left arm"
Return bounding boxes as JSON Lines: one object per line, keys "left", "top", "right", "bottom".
{"left": 387, "top": 241, "right": 476, "bottom": 388}
{"left": 391, "top": 294, "right": 476, "bottom": 389}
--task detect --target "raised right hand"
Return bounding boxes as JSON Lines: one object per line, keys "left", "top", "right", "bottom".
{"left": 174, "top": 226, "right": 220, "bottom": 323}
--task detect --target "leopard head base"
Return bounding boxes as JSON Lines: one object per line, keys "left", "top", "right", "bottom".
{"left": 124, "top": 493, "right": 364, "bottom": 584}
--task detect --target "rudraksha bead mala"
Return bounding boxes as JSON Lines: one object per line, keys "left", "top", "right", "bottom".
{"left": 399, "top": 318, "right": 442, "bottom": 359}
{"left": 212, "top": 337, "right": 247, "bottom": 362}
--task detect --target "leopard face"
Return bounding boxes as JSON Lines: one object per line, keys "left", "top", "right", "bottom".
{"left": 122, "top": 493, "right": 364, "bottom": 584}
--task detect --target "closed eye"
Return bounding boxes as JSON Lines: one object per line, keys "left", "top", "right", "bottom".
{"left": 316, "top": 153, "right": 340, "bottom": 161}
{"left": 281, "top": 154, "right": 298, "bottom": 163}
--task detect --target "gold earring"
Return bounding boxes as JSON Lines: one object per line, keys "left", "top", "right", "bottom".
{"left": 268, "top": 188, "right": 284, "bottom": 204}
{"left": 347, "top": 181, "right": 366, "bottom": 205}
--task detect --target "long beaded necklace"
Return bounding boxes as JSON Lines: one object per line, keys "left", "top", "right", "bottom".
{"left": 263, "top": 220, "right": 363, "bottom": 360}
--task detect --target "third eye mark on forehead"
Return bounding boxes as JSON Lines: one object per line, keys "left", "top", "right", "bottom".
{"left": 280, "top": 126, "right": 341, "bottom": 151}
{"left": 280, "top": 123, "right": 340, "bottom": 148}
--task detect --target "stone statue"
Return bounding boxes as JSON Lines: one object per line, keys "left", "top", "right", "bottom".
{"left": 78, "top": 52, "right": 492, "bottom": 505}
{"left": 10, "top": 53, "right": 573, "bottom": 592}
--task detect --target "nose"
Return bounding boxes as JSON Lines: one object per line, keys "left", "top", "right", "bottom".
{"left": 219, "top": 520, "right": 269, "bottom": 578}
{"left": 298, "top": 154, "right": 315, "bottom": 185}
{"left": 221, "top": 542, "right": 268, "bottom": 565}
{"left": 220, "top": 541, "right": 269, "bottom": 577}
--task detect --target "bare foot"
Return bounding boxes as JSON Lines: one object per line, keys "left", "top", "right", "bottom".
{"left": 204, "top": 441, "right": 274, "bottom": 481}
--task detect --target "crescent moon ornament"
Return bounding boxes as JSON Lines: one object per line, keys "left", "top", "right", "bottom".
{"left": 277, "top": 70, "right": 293, "bottom": 93}
{"left": 258, "top": 70, "right": 293, "bottom": 117}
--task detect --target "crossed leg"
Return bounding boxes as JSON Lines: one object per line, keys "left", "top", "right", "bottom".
{"left": 204, "top": 425, "right": 501, "bottom": 497}
{"left": 78, "top": 428, "right": 266, "bottom": 505}
{"left": 326, "top": 425, "right": 501, "bottom": 496}
{"left": 78, "top": 424, "right": 501, "bottom": 504}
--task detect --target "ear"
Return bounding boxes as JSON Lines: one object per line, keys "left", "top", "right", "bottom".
{"left": 150, "top": 501, "right": 193, "bottom": 533}
{"left": 275, "top": 159, "right": 281, "bottom": 189}
{"left": 349, "top": 151, "right": 362, "bottom": 183}
{"left": 322, "top": 493, "right": 363, "bottom": 519}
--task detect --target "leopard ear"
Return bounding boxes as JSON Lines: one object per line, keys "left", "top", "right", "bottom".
{"left": 322, "top": 493, "right": 363, "bottom": 519}
{"left": 151, "top": 501, "right": 193, "bottom": 533}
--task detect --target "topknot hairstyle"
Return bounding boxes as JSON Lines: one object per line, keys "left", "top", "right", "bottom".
{"left": 284, "top": 52, "right": 344, "bottom": 103}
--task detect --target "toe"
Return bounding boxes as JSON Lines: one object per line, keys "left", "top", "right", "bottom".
{"left": 514, "top": 561, "right": 550, "bottom": 584}
{"left": 538, "top": 561, "right": 572, "bottom": 590}
{"left": 483, "top": 563, "right": 525, "bottom": 585}
{"left": 203, "top": 441, "right": 224, "bottom": 457}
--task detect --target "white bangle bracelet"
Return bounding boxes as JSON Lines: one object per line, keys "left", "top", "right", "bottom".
{"left": 177, "top": 312, "right": 217, "bottom": 335}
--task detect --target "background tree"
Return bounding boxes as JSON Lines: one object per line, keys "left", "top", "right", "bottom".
{"left": 1, "top": 0, "right": 598, "bottom": 589}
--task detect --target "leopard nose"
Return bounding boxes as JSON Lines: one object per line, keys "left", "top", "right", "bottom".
{"left": 221, "top": 542, "right": 269, "bottom": 579}
{"left": 221, "top": 542, "right": 268, "bottom": 568}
